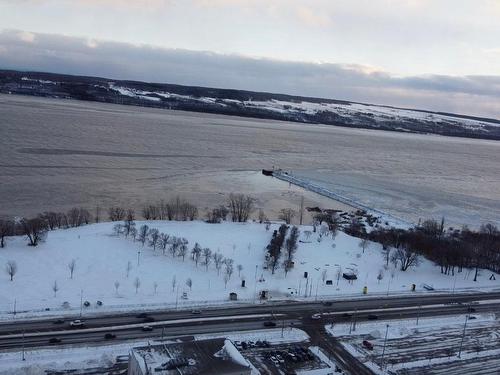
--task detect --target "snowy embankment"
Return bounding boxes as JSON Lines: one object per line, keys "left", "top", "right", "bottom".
{"left": 0, "top": 221, "right": 498, "bottom": 319}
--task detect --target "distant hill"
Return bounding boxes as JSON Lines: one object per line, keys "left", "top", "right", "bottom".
{"left": 1, "top": 69, "right": 499, "bottom": 140}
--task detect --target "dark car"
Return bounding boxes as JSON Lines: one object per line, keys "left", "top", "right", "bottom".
{"left": 342, "top": 312, "right": 353, "bottom": 318}
{"left": 53, "top": 319, "right": 64, "bottom": 324}
{"left": 104, "top": 333, "right": 116, "bottom": 340}
{"left": 136, "top": 312, "right": 149, "bottom": 318}
{"left": 362, "top": 340, "right": 374, "bottom": 350}
{"left": 467, "top": 307, "right": 476, "bottom": 313}
{"left": 367, "top": 314, "right": 378, "bottom": 320}
{"left": 264, "top": 321, "right": 277, "bottom": 327}
{"left": 49, "top": 337, "right": 61, "bottom": 344}
{"left": 143, "top": 316, "right": 156, "bottom": 323}
{"left": 322, "top": 301, "right": 333, "bottom": 306}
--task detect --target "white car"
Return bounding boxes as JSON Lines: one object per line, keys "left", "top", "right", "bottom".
{"left": 69, "top": 319, "right": 85, "bottom": 327}
{"left": 311, "top": 313, "right": 322, "bottom": 320}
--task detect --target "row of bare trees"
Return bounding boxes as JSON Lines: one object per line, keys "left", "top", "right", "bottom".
{"left": 369, "top": 219, "right": 500, "bottom": 278}
{"left": 114, "top": 216, "right": 241, "bottom": 288}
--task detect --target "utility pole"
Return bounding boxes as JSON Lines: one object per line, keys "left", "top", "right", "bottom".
{"left": 13, "top": 299, "right": 16, "bottom": 317}
{"left": 137, "top": 250, "right": 141, "bottom": 266}
{"left": 416, "top": 305, "right": 421, "bottom": 326}
{"left": 380, "top": 324, "right": 389, "bottom": 370}
{"left": 22, "top": 330, "right": 25, "bottom": 361}
{"left": 253, "top": 265, "right": 258, "bottom": 304}
{"left": 175, "top": 285, "right": 179, "bottom": 310}
{"left": 299, "top": 196, "right": 304, "bottom": 225}
{"left": 79, "top": 289, "right": 83, "bottom": 318}
{"left": 458, "top": 312, "right": 469, "bottom": 358}
{"left": 281, "top": 319, "right": 285, "bottom": 338}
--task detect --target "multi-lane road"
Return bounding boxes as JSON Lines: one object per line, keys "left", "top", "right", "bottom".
{"left": 1, "top": 291, "right": 500, "bottom": 374}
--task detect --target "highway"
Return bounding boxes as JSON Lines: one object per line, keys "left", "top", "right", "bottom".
{"left": 1, "top": 291, "right": 499, "bottom": 374}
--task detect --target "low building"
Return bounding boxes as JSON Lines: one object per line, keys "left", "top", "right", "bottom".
{"left": 128, "top": 338, "right": 252, "bottom": 375}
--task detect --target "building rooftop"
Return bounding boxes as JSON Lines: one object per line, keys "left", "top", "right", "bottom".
{"left": 130, "top": 338, "right": 251, "bottom": 374}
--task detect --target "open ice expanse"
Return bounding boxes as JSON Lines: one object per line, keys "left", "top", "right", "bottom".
{"left": 0, "top": 221, "right": 499, "bottom": 319}
{"left": 1, "top": 94, "right": 499, "bottom": 227}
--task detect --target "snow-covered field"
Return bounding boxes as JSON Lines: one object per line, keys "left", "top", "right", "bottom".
{"left": 1, "top": 221, "right": 499, "bottom": 319}
{"left": 327, "top": 314, "right": 500, "bottom": 374}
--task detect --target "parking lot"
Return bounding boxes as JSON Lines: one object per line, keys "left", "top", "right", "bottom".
{"left": 235, "top": 340, "right": 330, "bottom": 375}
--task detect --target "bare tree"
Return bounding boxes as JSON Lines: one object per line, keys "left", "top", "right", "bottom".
{"left": 148, "top": 228, "right": 160, "bottom": 252}
{"left": 224, "top": 273, "right": 230, "bottom": 289}
{"left": 227, "top": 194, "right": 254, "bottom": 222}
{"left": 279, "top": 208, "right": 296, "bottom": 224}
{"left": 359, "top": 238, "right": 369, "bottom": 254}
{"left": 114, "top": 281, "right": 120, "bottom": 295}
{"left": 237, "top": 264, "right": 243, "bottom": 277}
{"left": 123, "top": 209, "right": 136, "bottom": 237}
{"left": 68, "top": 259, "right": 76, "bottom": 279}
{"left": 5, "top": 260, "right": 17, "bottom": 281}
{"left": 391, "top": 246, "right": 420, "bottom": 271}
{"left": 321, "top": 269, "right": 328, "bottom": 284}
{"left": 20, "top": 217, "right": 48, "bottom": 246}
{"left": 178, "top": 238, "right": 189, "bottom": 261}
{"left": 202, "top": 248, "right": 212, "bottom": 270}
{"left": 304, "top": 230, "right": 312, "bottom": 241}
{"left": 0, "top": 220, "right": 14, "bottom": 248}
{"left": 126, "top": 261, "right": 132, "bottom": 278}
{"left": 138, "top": 224, "right": 149, "bottom": 247}
{"left": 192, "top": 243, "right": 202, "bottom": 266}
{"left": 52, "top": 280, "right": 59, "bottom": 297}
{"left": 224, "top": 258, "right": 234, "bottom": 280}
{"left": 169, "top": 236, "right": 180, "bottom": 257}
{"left": 134, "top": 277, "right": 141, "bottom": 294}
{"left": 159, "top": 233, "right": 170, "bottom": 255}
{"left": 213, "top": 253, "right": 224, "bottom": 275}
{"left": 186, "top": 278, "right": 192, "bottom": 291}
{"left": 108, "top": 206, "right": 125, "bottom": 221}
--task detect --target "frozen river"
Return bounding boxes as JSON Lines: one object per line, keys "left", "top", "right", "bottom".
{"left": 1, "top": 94, "right": 499, "bottom": 227}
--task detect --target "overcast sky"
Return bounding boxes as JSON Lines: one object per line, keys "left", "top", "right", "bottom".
{"left": 0, "top": 0, "right": 499, "bottom": 118}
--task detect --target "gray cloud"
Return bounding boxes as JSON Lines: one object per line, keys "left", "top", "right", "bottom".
{"left": 0, "top": 29, "right": 499, "bottom": 118}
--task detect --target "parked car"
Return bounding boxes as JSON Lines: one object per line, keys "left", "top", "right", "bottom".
{"left": 48, "top": 337, "right": 61, "bottom": 344}
{"left": 104, "top": 333, "right": 116, "bottom": 340}
{"left": 69, "top": 319, "right": 85, "bottom": 328}
{"left": 362, "top": 340, "right": 374, "bottom": 350}
{"left": 264, "top": 321, "right": 277, "bottom": 327}
{"left": 141, "top": 325, "right": 153, "bottom": 331}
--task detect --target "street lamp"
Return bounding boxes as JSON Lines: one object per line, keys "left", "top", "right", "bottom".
{"left": 380, "top": 324, "right": 389, "bottom": 370}
{"left": 458, "top": 308, "right": 470, "bottom": 358}
{"left": 137, "top": 250, "right": 141, "bottom": 266}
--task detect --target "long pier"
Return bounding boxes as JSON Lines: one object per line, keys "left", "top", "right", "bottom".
{"left": 269, "top": 169, "right": 412, "bottom": 227}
